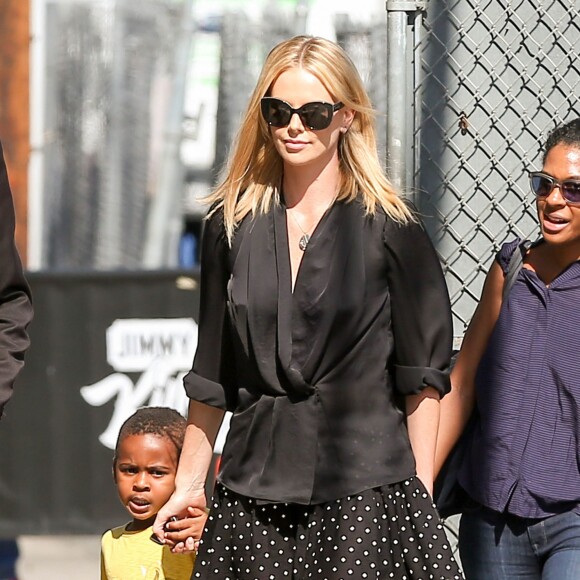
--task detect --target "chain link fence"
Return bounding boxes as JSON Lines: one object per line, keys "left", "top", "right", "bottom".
{"left": 42, "top": 0, "right": 180, "bottom": 269}
{"left": 416, "top": 0, "right": 580, "bottom": 336}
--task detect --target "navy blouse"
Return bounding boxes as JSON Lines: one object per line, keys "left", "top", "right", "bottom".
{"left": 184, "top": 199, "right": 452, "bottom": 505}
{"left": 460, "top": 238, "right": 580, "bottom": 518}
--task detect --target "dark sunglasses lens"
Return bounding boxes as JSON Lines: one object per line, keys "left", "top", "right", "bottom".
{"left": 300, "top": 103, "right": 333, "bottom": 130}
{"left": 531, "top": 174, "right": 553, "bottom": 197}
{"left": 562, "top": 181, "right": 580, "bottom": 204}
{"left": 262, "top": 99, "right": 291, "bottom": 127}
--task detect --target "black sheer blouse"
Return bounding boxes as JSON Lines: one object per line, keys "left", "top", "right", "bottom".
{"left": 184, "top": 199, "right": 452, "bottom": 505}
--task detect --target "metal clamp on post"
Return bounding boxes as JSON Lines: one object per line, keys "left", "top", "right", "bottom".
{"left": 386, "top": 0, "right": 427, "bottom": 11}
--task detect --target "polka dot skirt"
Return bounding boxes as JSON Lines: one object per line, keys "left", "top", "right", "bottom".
{"left": 193, "top": 477, "right": 463, "bottom": 579}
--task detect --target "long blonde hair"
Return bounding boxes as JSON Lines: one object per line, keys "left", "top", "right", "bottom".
{"left": 206, "top": 35, "right": 413, "bottom": 241}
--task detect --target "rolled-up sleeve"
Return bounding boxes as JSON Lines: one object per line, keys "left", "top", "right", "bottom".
{"left": 183, "top": 210, "right": 237, "bottom": 410}
{"left": 383, "top": 213, "right": 452, "bottom": 397}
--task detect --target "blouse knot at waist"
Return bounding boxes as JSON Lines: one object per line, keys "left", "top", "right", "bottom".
{"left": 214, "top": 385, "right": 417, "bottom": 505}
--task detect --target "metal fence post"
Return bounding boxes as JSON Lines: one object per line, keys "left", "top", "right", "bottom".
{"left": 98, "top": 1, "right": 126, "bottom": 268}
{"left": 385, "top": 0, "right": 426, "bottom": 196}
{"left": 143, "top": 0, "right": 195, "bottom": 268}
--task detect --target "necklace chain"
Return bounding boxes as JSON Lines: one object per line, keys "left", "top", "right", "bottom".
{"left": 286, "top": 194, "right": 339, "bottom": 252}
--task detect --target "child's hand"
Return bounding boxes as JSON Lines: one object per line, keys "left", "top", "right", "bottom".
{"left": 163, "top": 505, "right": 209, "bottom": 554}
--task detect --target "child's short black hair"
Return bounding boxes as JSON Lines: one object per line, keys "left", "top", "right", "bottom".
{"left": 114, "top": 407, "right": 187, "bottom": 463}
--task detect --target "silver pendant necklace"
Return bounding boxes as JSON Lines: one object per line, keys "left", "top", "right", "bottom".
{"left": 286, "top": 194, "right": 338, "bottom": 252}
{"left": 288, "top": 210, "right": 311, "bottom": 251}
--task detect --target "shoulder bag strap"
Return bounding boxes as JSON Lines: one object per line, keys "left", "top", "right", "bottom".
{"left": 502, "top": 239, "right": 532, "bottom": 301}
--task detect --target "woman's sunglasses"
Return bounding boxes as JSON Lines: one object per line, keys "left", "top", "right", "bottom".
{"left": 261, "top": 97, "right": 344, "bottom": 131}
{"left": 529, "top": 172, "right": 580, "bottom": 206}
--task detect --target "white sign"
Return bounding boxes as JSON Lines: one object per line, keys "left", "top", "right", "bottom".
{"left": 106, "top": 318, "right": 197, "bottom": 372}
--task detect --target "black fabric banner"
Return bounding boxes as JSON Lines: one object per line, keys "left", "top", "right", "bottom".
{"left": 0, "top": 270, "right": 201, "bottom": 536}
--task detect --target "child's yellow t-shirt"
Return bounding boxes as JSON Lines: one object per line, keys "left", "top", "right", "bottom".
{"left": 100, "top": 523, "right": 195, "bottom": 580}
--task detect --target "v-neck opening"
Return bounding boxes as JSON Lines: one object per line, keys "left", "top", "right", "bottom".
{"left": 522, "top": 240, "right": 580, "bottom": 289}
{"left": 280, "top": 199, "right": 337, "bottom": 295}
{"left": 526, "top": 260, "right": 580, "bottom": 289}
{"left": 520, "top": 238, "right": 580, "bottom": 289}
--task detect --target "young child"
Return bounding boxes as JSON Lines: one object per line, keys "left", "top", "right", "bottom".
{"left": 101, "top": 407, "right": 207, "bottom": 579}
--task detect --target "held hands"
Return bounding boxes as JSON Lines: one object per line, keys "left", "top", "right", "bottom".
{"left": 163, "top": 506, "right": 209, "bottom": 554}
{"left": 152, "top": 490, "right": 207, "bottom": 552}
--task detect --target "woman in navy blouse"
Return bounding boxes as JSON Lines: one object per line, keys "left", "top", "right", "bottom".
{"left": 153, "top": 36, "right": 463, "bottom": 579}
{"left": 437, "top": 118, "right": 580, "bottom": 579}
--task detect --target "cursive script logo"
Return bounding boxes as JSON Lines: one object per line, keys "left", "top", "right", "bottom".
{"left": 80, "top": 318, "right": 198, "bottom": 449}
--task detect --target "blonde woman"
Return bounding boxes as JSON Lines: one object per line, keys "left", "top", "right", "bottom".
{"left": 154, "top": 36, "right": 462, "bottom": 579}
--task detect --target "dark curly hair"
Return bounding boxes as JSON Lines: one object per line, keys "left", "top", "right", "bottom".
{"left": 543, "top": 117, "right": 580, "bottom": 163}
{"left": 113, "top": 407, "right": 187, "bottom": 464}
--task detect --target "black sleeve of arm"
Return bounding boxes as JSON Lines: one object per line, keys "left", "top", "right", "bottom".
{"left": 0, "top": 141, "right": 33, "bottom": 417}
{"left": 383, "top": 213, "right": 452, "bottom": 397}
{"left": 183, "top": 210, "right": 237, "bottom": 411}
